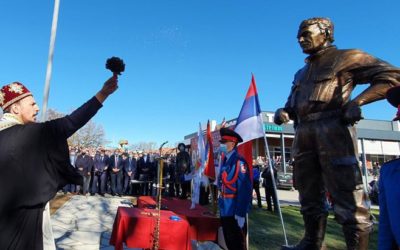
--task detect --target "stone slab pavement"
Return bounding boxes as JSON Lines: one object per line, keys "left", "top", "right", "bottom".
{"left": 51, "top": 194, "right": 138, "bottom": 250}
{"left": 51, "top": 188, "right": 377, "bottom": 249}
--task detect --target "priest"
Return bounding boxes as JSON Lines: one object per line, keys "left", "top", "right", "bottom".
{"left": 0, "top": 76, "right": 118, "bottom": 249}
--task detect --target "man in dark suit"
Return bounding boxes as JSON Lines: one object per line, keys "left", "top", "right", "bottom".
{"left": 91, "top": 148, "right": 109, "bottom": 196}
{"left": 262, "top": 162, "right": 278, "bottom": 212}
{"left": 63, "top": 146, "right": 78, "bottom": 194}
{"left": 75, "top": 148, "right": 94, "bottom": 195}
{"left": 122, "top": 151, "right": 137, "bottom": 195}
{"left": 137, "top": 152, "right": 153, "bottom": 195}
{"left": 109, "top": 149, "right": 123, "bottom": 196}
{"left": 176, "top": 143, "right": 191, "bottom": 199}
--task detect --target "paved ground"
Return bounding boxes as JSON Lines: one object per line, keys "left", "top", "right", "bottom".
{"left": 52, "top": 194, "right": 135, "bottom": 250}
{"left": 51, "top": 188, "right": 377, "bottom": 249}
{"left": 51, "top": 188, "right": 299, "bottom": 249}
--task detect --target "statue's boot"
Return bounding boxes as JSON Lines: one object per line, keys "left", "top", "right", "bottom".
{"left": 343, "top": 228, "right": 369, "bottom": 250}
{"left": 281, "top": 214, "right": 327, "bottom": 250}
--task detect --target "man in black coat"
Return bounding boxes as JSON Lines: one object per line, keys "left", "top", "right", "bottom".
{"left": 137, "top": 152, "right": 153, "bottom": 195}
{"left": 262, "top": 163, "right": 278, "bottom": 212}
{"left": 176, "top": 143, "right": 191, "bottom": 199}
{"left": 109, "top": 149, "right": 123, "bottom": 196}
{"left": 75, "top": 148, "right": 93, "bottom": 195}
{"left": 0, "top": 77, "right": 118, "bottom": 250}
{"left": 122, "top": 151, "right": 137, "bottom": 195}
{"left": 92, "top": 148, "right": 109, "bottom": 196}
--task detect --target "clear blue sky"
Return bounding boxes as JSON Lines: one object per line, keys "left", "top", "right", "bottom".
{"left": 1, "top": 0, "right": 399, "bottom": 147}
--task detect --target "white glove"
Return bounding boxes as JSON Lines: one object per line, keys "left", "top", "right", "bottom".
{"left": 234, "top": 215, "right": 245, "bottom": 229}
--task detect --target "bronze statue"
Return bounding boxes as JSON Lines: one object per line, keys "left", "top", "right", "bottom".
{"left": 274, "top": 17, "right": 400, "bottom": 250}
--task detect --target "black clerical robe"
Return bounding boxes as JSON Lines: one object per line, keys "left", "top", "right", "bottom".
{"left": 0, "top": 96, "right": 102, "bottom": 250}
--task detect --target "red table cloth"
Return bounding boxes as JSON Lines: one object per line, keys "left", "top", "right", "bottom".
{"left": 138, "top": 196, "right": 220, "bottom": 241}
{"left": 110, "top": 207, "right": 191, "bottom": 250}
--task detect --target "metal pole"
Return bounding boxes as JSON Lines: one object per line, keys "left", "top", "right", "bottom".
{"left": 42, "top": 2, "right": 60, "bottom": 250}
{"left": 360, "top": 138, "right": 369, "bottom": 186}
{"left": 262, "top": 122, "right": 288, "bottom": 245}
{"left": 280, "top": 133, "right": 286, "bottom": 174}
{"left": 360, "top": 138, "right": 371, "bottom": 209}
{"left": 41, "top": 0, "right": 60, "bottom": 121}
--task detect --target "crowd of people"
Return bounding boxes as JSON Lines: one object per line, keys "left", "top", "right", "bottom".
{"left": 2, "top": 15, "right": 400, "bottom": 250}
{"left": 62, "top": 146, "right": 193, "bottom": 198}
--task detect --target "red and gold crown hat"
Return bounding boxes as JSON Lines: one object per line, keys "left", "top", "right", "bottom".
{"left": 0, "top": 82, "right": 32, "bottom": 110}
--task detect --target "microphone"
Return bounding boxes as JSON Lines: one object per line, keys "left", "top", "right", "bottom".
{"left": 159, "top": 141, "right": 168, "bottom": 150}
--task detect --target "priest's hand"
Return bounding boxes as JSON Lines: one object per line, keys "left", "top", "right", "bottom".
{"left": 96, "top": 76, "right": 119, "bottom": 103}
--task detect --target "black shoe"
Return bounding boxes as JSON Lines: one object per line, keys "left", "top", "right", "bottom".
{"left": 90, "top": 193, "right": 95, "bottom": 196}
{"left": 118, "top": 194, "right": 122, "bottom": 197}
{"left": 100, "top": 193, "right": 105, "bottom": 197}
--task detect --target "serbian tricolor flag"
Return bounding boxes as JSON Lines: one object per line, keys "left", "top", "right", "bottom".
{"left": 234, "top": 74, "right": 265, "bottom": 180}
{"left": 204, "top": 120, "right": 215, "bottom": 180}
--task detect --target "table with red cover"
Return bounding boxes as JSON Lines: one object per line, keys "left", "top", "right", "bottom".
{"left": 138, "top": 196, "right": 220, "bottom": 241}
{"left": 110, "top": 207, "right": 191, "bottom": 250}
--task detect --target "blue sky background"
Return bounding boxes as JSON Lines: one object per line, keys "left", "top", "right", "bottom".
{"left": 1, "top": 0, "right": 399, "bottom": 147}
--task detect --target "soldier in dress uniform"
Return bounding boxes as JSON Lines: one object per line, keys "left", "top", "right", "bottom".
{"left": 217, "top": 128, "right": 252, "bottom": 250}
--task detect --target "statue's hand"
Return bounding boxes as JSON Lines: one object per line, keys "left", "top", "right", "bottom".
{"left": 343, "top": 102, "right": 364, "bottom": 125}
{"left": 274, "top": 108, "right": 290, "bottom": 125}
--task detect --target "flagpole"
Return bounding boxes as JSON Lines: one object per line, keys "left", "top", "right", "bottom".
{"left": 41, "top": 0, "right": 60, "bottom": 121}
{"left": 41, "top": 1, "right": 60, "bottom": 250}
{"left": 261, "top": 123, "right": 288, "bottom": 245}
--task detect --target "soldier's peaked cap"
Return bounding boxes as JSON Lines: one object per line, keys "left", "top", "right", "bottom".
{"left": 219, "top": 128, "right": 243, "bottom": 143}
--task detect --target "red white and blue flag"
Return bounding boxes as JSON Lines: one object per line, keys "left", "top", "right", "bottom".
{"left": 234, "top": 74, "right": 265, "bottom": 143}
{"left": 234, "top": 74, "right": 265, "bottom": 179}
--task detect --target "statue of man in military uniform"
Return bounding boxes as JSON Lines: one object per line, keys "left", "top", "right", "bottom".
{"left": 275, "top": 17, "right": 400, "bottom": 250}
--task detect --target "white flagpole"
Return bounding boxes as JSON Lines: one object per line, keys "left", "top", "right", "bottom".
{"left": 261, "top": 121, "right": 288, "bottom": 245}
{"left": 41, "top": 0, "right": 60, "bottom": 121}
{"left": 42, "top": 2, "right": 60, "bottom": 250}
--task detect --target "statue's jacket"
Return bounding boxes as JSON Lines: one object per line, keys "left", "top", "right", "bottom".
{"left": 284, "top": 45, "right": 400, "bottom": 125}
